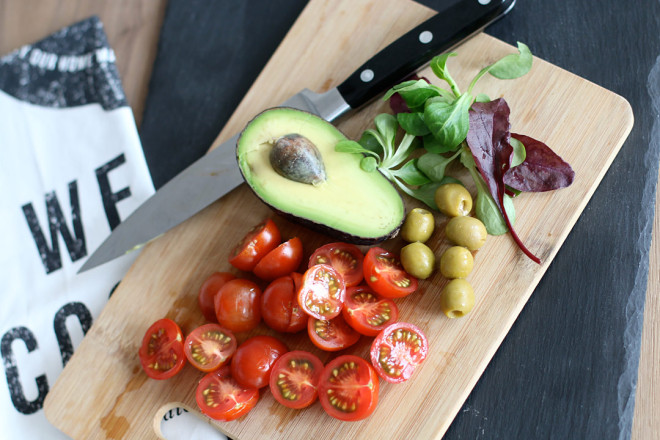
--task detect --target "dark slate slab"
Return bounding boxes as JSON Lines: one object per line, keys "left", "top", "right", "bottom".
{"left": 138, "top": 1, "right": 660, "bottom": 439}
{"left": 139, "top": 0, "right": 308, "bottom": 189}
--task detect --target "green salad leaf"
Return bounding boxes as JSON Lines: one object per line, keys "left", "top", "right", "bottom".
{"left": 334, "top": 41, "right": 569, "bottom": 265}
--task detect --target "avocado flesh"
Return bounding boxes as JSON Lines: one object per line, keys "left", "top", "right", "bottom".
{"left": 237, "top": 107, "right": 404, "bottom": 244}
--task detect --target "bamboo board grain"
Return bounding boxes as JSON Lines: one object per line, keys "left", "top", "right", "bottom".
{"left": 43, "top": 0, "right": 634, "bottom": 438}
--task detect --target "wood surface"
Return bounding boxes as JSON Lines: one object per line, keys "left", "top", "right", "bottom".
{"left": 0, "top": 0, "right": 655, "bottom": 439}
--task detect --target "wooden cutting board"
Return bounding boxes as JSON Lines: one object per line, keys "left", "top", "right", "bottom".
{"left": 43, "top": 0, "right": 633, "bottom": 438}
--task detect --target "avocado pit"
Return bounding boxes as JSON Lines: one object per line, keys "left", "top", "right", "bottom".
{"left": 270, "top": 134, "right": 327, "bottom": 185}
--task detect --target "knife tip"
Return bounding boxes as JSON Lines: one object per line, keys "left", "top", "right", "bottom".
{"left": 77, "top": 259, "right": 98, "bottom": 274}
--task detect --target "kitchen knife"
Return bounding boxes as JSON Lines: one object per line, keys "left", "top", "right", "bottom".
{"left": 79, "top": 0, "right": 516, "bottom": 273}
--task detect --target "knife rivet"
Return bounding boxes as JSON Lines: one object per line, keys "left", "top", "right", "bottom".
{"left": 360, "top": 69, "right": 374, "bottom": 83}
{"left": 478, "top": 0, "right": 491, "bottom": 4}
{"left": 419, "top": 30, "right": 433, "bottom": 44}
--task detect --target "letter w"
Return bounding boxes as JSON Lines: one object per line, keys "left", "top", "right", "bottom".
{"left": 22, "top": 180, "right": 87, "bottom": 274}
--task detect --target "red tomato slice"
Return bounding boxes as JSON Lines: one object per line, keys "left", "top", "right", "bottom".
{"left": 214, "top": 278, "right": 261, "bottom": 333}
{"left": 196, "top": 366, "right": 259, "bottom": 421}
{"left": 198, "top": 272, "right": 236, "bottom": 322}
{"left": 138, "top": 318, "right": 185, "bottom": 380}
{"left": 308, "top": 242, "right": 364, "bottom": 287}
{"left": 342, "top": 285, "right": 399, "bottom": 336}
{"left": 298, "top": 264, "right": 346, "bottom": 320}
{"left": 307, "top": 315, "right": 360, "bottom": 352}
{"left": 230, "top": 335, "right": 288, "bottom": 389}
{"left": 229, "top": 218, "right": 281, "bottom": 271}
{"left": 370, "top": 322, "right": 428, "bottom": 384}
{"left": 318, "top": 355, "right": 379, "bottom": 421}
{"left": 253, "top": 237, "right": 303, "bottom": 281}
{"left": 363, "top": 247, "right": 418, "bottom": 298}
{"left": 183, "top": 324, "right": 237, "bottom": 372}
{"left": 261, "top": 273, "right": 307, "bottom": 333}
{"left": 269, "top": 350, "right": 324, "bottom": 409}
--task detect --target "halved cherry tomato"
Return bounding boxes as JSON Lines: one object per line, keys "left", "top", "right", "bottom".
{"left": 307, "top": 315, "right": 360, "bottom": 352}
{"left": 269, "top": 350, "right": 324, "bottom": 409}
{"left": 196, "top": 366, "right": 259, "bottom": 421}
{"left": 298, "top": 264, "right": 346, "bottom": 320}
{"left": 198, "top": 272, "right": 236, "bottom": 322}
{"left": 214, "top": 278, "right": 261, "bottom": 333}
{"left": 138, "top": 318, "right": 185, "bottom": 380}
{"left": 253, "top": 237, "right": 304, "bottom": 281}
{"left": 308, "top": 242, "right": 364, "bottom": 287}
{"left": 229, "top": 218, "right": 281, "bottom": 271}
{"left": 261, "top": 273, "right": 307, "bottom": 333}
{"left": 184, "top": 323, "right": 237, "bottom": 372}
{"left": 363, "top": 247, "right": 418, "bottom": 298}
{"left": 370, "top": 322, "right": 428, "bottom": 384}
{"left": 230, "top": 335, "right": 288, "bottom": 389}
{"left": 342, "top": 285, "right": 399, "bottom": 336}
{"left": 318, "top": 355, "right": 379, "bottom": 421}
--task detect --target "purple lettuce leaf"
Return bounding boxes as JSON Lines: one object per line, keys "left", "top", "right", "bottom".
{"left": 466, "top": 99, "right": 541, "bottom": 264}
{"left": 504, "top": 134, "right": 575, "bottom": 192}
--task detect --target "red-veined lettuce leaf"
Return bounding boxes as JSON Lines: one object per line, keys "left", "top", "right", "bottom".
{"left": 504, "top": 134, "right": 575, "bottom": 192}
{"left": 466, "top": 99, "right": 541, "bottom": 264}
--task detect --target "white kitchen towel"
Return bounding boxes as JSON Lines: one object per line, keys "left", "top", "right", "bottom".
{"left": 0, "top": 17, "right": 155, "bottom": 439}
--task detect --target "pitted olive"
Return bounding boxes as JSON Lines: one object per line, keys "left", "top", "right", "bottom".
{"left": 445, "top": 216, "right": 487, "bottom": 251}
{"left": 400, "top": 242, "right": 435, "bottom": 279}
{"left": 439, "top": 246, "right": 474, "bottom": 279}
{"left": 400, "top": 208, "right": 435, "bottom": 243}
{"left": 434, "top": 183, "right": 473, "bottom": 217}
{"left": 439, "top": 279, "right": 475, "bottom": 318}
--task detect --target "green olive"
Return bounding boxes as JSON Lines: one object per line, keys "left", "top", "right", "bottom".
{"left": 439, "top": 279, "right": 475, "bottom": 318}
{"left": 439, "top": 246, "right": 474, "bottom": 279}
{"left": 400, "top": 242, "right": 435, "bottom": 279}
{"left": 400, "top": 208, "right": 435, "bottom": 243}
{"left": 445, "top": 216, "right": 487, "bottom": 251}
{"left": 434, "top": 183, "right": 473, "bottom": 217}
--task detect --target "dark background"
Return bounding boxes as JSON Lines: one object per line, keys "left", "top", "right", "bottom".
{"left": 139, "top": 1, "right": 660, "bottom": 438}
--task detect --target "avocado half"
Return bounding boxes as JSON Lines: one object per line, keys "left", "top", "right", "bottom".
{"left": 236, "top": 107, "right": 404, "bottom": 244}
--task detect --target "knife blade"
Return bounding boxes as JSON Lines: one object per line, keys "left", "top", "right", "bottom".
{"left": 79, "top": 0, "right": 515, "bottom": 273}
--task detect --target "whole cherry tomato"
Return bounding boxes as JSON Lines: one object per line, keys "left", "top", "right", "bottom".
{"left": 214, "top": 278, "right": 261, "bottom": 333}
{"left": 230, "top": 335, "right": 288, "bottom": 389}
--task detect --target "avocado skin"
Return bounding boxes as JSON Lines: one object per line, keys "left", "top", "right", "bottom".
{"left": 236, "top": 107, "right": 405, "bottom": 245}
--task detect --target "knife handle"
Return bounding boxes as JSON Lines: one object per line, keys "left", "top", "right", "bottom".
{"left": 336, "top": 0, "right": 515, "bottom": 109}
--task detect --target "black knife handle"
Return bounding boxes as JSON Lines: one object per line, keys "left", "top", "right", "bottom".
{"left": 336, "top": 0, "right": 515, "bottom": 109}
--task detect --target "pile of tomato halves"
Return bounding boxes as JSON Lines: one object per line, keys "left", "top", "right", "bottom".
{"left": 138, "top": 218, "right": 428, "bottom": 423}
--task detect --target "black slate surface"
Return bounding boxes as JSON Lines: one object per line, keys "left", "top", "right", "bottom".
{"left": 138, "top": 1, "right": 660, "bottom": 439}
